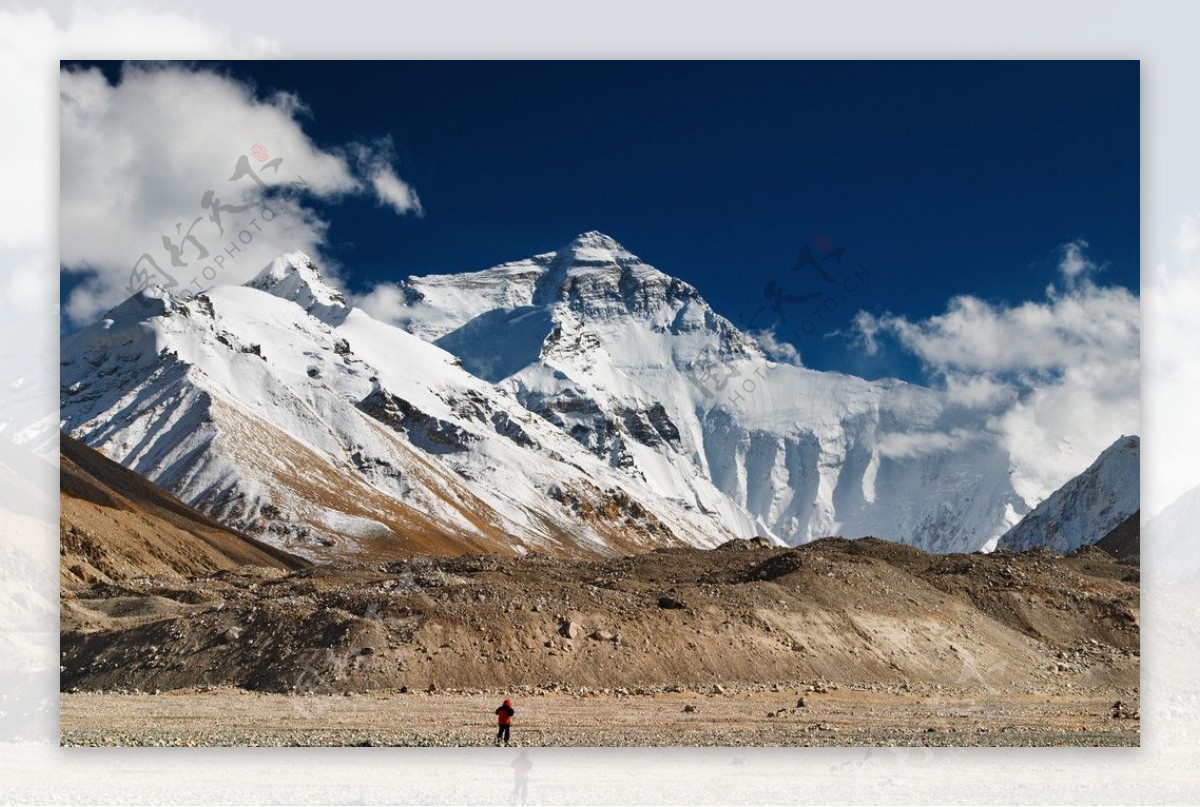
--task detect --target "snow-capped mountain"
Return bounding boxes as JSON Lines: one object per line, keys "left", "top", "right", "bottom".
{"left": 391, "top": 232, "right": 1030, "bottom": 553}
{"left": 997, "top": 435, "right": 1140, "bottom": 554}
{"left": 60, "top": 253, "right": 730, "bottom": 560}
{"left": 63, "top": 233, "right": 1126, "bottom": 558}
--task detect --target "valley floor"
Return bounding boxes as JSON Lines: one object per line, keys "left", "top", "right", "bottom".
{"left": 60, "top": 685, "right": 1138, "bottom": 747}
{"left": 60, "top": 537, "right": 1140, "bottom": 746}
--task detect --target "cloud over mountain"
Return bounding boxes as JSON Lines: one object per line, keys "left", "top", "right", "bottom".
{"left": 60, "top": 64, "right": 421, "bottom": 324}
{"left": 855, "top": 242, "right": 1139, "bottom": 503}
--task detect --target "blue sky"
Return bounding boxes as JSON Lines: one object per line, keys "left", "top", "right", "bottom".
{"left": 63, "top": 60, "right": 1138, "bottom": 379}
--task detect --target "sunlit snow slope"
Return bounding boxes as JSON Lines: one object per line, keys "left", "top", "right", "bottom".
{"left": 62, "top": 234, "right": 1134, "bottom": 558}
{"left": 997, "top": 435, "right": 1140, "bottom": 554}
{"left": 60, "top": 254, "right": 728, "bottom": 560}
{"left": 393, "top": 232, "right": 1034, "bottom": 553}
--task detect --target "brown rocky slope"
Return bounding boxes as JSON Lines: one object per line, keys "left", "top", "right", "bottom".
{"left": 60, "top": 433, "right": 308, "bottom": 587}
{"left": 61, "top": 537, "right": 1138, "bottom": 695}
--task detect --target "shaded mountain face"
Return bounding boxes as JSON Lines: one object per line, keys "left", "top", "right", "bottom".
{"left": 62, "top": 233, "right": 1122, "bottom": 558}
{"left": 998, "top": 436, "right": 1140, "bottom": 554}
{"left": 60, "top": 432, "right": 307, "bottom": 585}
{"left": 1096, "top": 510, "right": 1140, "bottom": 564}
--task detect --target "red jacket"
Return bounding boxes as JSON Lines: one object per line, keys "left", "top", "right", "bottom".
{"left": 496, "top": 701, "right": 515, "bottom": 726}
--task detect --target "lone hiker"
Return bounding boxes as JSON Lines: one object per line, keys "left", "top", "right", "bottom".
{"left": 511, "top": 750, "right": 532, "bottom": 804}
{"left": 495, "top": 698, "right": 515, "bottom": 745}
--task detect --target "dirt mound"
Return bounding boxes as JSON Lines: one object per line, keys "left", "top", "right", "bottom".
{"left": 61, "top": 539, "right": 1138, "bottom": 695}
{"left": 60, "top": 433, "right": 308, "bottom": 587}
{"left": 715, "top": 536, "right": 775, "bottom": 551}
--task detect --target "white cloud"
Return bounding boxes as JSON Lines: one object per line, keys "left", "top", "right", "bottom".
{"left": 855, "top": 242, "right": 1140, "bottom": 505}
{"left": 1057, "top": 238, "right": 1096, "bottom": 281}
{"left": 855, "top": 283, "right": 1136, "bottom": 377}
{"left": 0, "top": 3, "right": 278, "bottom": 254}
{"left": 351, "top": 140, "right": 424, "bottom": 216}
{"left": 991, "top": 356, "right": 1139, "bottom": 500}
{"left": 748, "top": 328, "right": 803, "bottom": 366}
{"left": 943, "top": 373, "right": 1016, "bottom": 409}
{"left": 876, "top": 428, "right": 977, "bottom": 460}
{"left": 60, "top": 62, "right": 421, "bottom": 324}
{"left": 371, "top": 167, "right": 423, "bottom": 215}
{"left": 354, "top": 281, "right": 410, "bottom": 323}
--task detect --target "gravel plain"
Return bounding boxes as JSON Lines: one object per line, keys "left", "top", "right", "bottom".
{"left": 60, "top": 684, "right": 1139, "bottom": 747}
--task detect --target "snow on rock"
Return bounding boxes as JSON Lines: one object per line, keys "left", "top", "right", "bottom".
{"left": 398, "top": 232, "right": 1034, "bottom": 553}
{"left": 62, "top": 234, "right": 1136, "bottom": 558}
{"left": 245, "top": 251, "right": 349, "bottom": 324}
{"left": 60, "top": 256, "right": 729, "bottom": 560}
{"left": 997, "top": 435, "right": 1140, "bottom": 554}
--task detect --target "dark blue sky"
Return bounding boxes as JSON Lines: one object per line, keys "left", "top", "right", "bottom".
{"left": 69, "top": 60, "right": 1140, "bottom": 378}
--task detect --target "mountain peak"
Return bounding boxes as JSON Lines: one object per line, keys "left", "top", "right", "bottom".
{"left": 997, "top": 433, "right": 1140, "bottom": 554}
{"left": 568, "top": 230, "right": 628, "bottom": 249}
{"left": 396, "top": 231, "right": 730, "bottom": 344}
{"left": 557, "top": 231, "right": 640, "bottom": 266}
{"left": 246, "top": 252, "right": 348, "bottom": 322}
{"left": 1104, "top": 434, "right": 1140, "bottom": 455}
{"left": 106, "top": 284, "right": 174, "bottom": 321}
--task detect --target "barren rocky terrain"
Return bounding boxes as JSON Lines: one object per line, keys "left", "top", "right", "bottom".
{"left": 61, "top": 538, "right": 1139, "bottom": 695}
{"left": 58, "top": 435, "right": 1140, "bottom": 746}
{"left": 60, "top": 684, "right": 1138, "bottom": 747}
{"left": 60, "top": 434, "right": 308, "bottom": 586}
{"left": 61, "top": 536, "right": 1139, "bottom": 745}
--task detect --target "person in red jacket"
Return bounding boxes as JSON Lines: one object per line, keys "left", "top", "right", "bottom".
{"left": 495, "top": 698, "right": 515, "bottom": 746}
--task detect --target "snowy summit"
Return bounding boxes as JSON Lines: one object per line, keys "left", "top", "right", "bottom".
{"left": 61, "top": 233, "right": 1136, "bottom": 559}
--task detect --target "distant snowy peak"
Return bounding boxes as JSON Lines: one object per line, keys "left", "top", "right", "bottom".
{"left": 388, "top": 233, "right": 1029, "bottom": 553}
{"left": 246, "top": 251, "right": 348, "bottom": 323}
{"left": 63, "top": 234, "right": 1058, "bottom": 558}
{"left": 998, "top": 435, "right": 1140, "bottom": 554}
{"left": 397, "top": 232, "right": 739, "bottom": 346}
{"left": 558, "top": 230, "right": 640, "bottom": 264}
{"left": 545, "top": 234, "right": 713, "bottom": 326}
{"left": 105, "top": 285, "right": 175, "bottom": 322}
